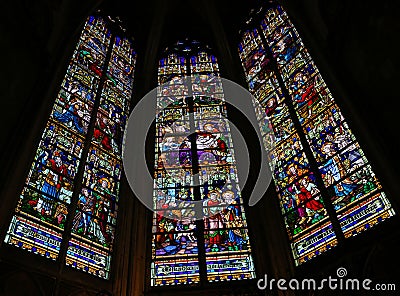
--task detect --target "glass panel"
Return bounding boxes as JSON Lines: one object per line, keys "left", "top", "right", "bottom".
{"left": 66, "top": 238, "right": 112, "bottom": 279}
{"left": 151, "top": 259, "right": 200, "bottom": 286}
{"left": 65, "top": 31, "right": 136, "bottom": 279}
{"left": 206, "top": 254, "right": 256, "bottom": 282}
{"left": 239, "top": 3, "right": 395, "bottom": 266}
{"left": 239, "top": 9, "right": 338, "bottom": 265}
{"left": 151, "top": 43, "right": 255, "bottom": 286}
{"left": 5, "top": 216, "right": 63, "bottom": 260}
{"left": 3, "top": 16, "right": 110, "bottom": 259}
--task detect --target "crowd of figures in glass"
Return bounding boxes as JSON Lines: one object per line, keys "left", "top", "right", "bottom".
{"left": 5, "top": 16, "right": 137, "bottom": 280}
{"left": 151, "top": 41, "right": 255, "bottom": 286}
{"left": 239, "top": 4, "right": 395, "bottom": 265}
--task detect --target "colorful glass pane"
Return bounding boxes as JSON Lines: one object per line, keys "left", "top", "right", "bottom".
{"left": 239, "top": 4, "right": 395, "bottom": 265}
{"left": 66, "top": 32, "right": 136, "bottom": 279}
{"left": 151, "top": 43, "right": 255, "bottom": 286}
{"left": 5, "top": 216, "right": 63, "bottom": 260}
{"left": 6, "top": 15, "right": 136, "bottom": 281}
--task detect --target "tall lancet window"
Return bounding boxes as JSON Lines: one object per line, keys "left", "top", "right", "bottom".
{"left": 239, "top": 3, "right": 395, "bottom": 265}
{"left": 4, "top": 15, "right": 137, "bottom": 279}
{"left": 151, "top": 40, "right": 255, "bottom": 286}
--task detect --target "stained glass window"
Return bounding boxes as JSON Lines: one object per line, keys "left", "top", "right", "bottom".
{"left": 4, "top": 15, "right": 136, "bottom": 279}
{"left": 151, "top": 40, "right": 255, "bottom": 286}
{"left": 239, "top": 3, "right": 395, "bottom": 265}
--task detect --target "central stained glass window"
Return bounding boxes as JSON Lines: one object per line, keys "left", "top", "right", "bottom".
{"left": 150, "top": 40, "right": 256, "bottom": 286}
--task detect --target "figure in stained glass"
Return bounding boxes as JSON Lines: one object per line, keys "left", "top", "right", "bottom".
{"left": 53, "top": 96, "right": 90, "bottom": 134}
{"left": 290, "top": 71, "right": 321, "bottom": 117}
{"left": 204, "top": 190, "right": 224, "bottom": 252}
{"left": 244, "top": 49, "right": 270, "bottom": 82}
{"left": 196, "top": 132, "right": 228, "bottom": 165}
{"left": 239, "top": 3, "right": 395, "bottom": 264}
{"left": 6, "top": 15, "right": 136, "bottom": 279}
{"left": 222, "top": 190, "right": 246, "bottom": 251}
{"left": 72, "top": 188, "right": 96, "bottom": 235}
{"left": 152, "top": 41, "right": 255, "bottom": 286}
{"left": 35, "top": 151, "right": 68, "bottom": 214}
